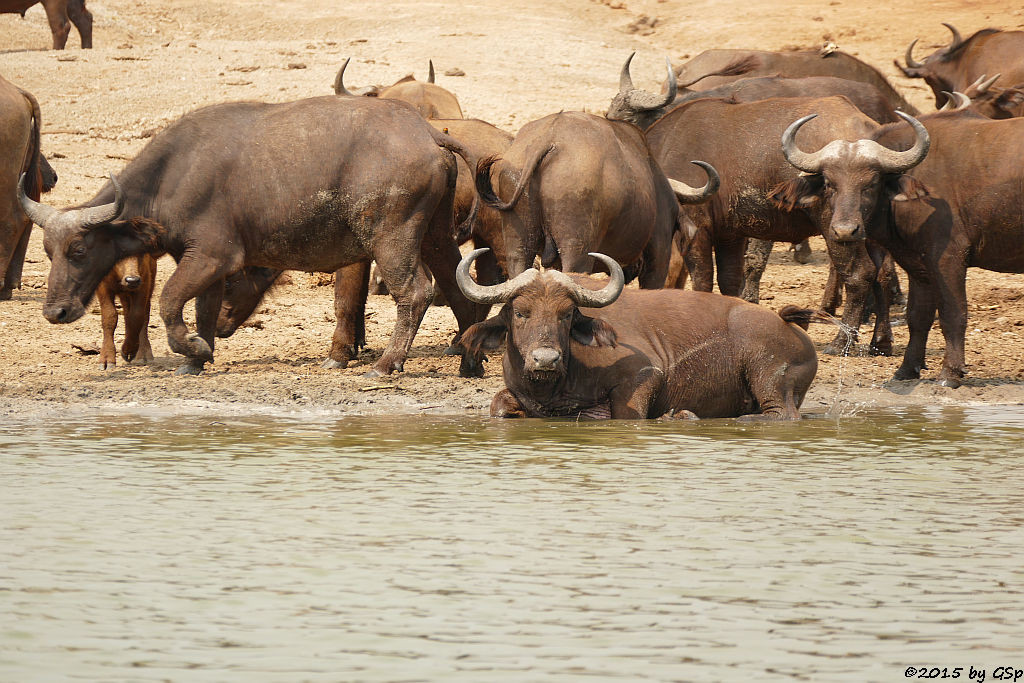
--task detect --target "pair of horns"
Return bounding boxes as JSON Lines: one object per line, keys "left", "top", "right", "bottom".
{"left": 334, "top": 57, "right": 436, "bottom": 96}
{"left": 19, "top": 172, "right": 124, "bottom": 230}
{"left": 457, "top": 248, "right": 624, "bottom": 308}
{"left": 904, "top": 22, "right": 964, "bottom": 69}
{"left": 617, "top": 52, "right": 678, "bottom": 112}
{"left": 781, "top": 111, "right": 929, "bottom": 174}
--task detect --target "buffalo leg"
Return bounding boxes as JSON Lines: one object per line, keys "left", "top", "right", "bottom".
{"left": 821, "top": 239, "right": 879, "bottom": 355}
{"left": 365, "top": 245, "right": 433, "bottom": 378}
{"left": 682, "top": 222, "right": 714, "bottom": 292}
{"left": 933, "top": 259, "right": 970, "bottom": 388}
{"left": 715, "top": 238, "right": 746, "bottom": 298}
{"left": 121, "top": 282, "right": 155, "bottom": 364}
{"left": 821, "top": 263, "right": 842, "bottom": 314}
{"left": 637, "top": 219, "right": 671, "bottom": 289}
{"left": 41, "top": 0, "right": 71, "bottom": 49}
{"left": 893, "top": 276, "right": 937, "bottom": 381}
{"left": 97, "top": 283, "right": 118, "bottom": 370}
{"left": 420, "top": 204, "right": 490, "bottom": 377}
{"left": 609, "top": 366, "right": 665, "bottom": 419}
{"left": 665, "top": 231, "right": 689, "bottom": 289}
{"left": 160, "top": 254, "right": 234, "bottom": 375}
{"left": 490, "top": 388, "right": 527, "bottom": 418}
{"left": 0, "top": 222, "right": 31, "bottom": 300}
{"left": 740, "top": 238, "right": 773, "bottom": 303}
{"left": 867, "top": 243, "right": 894, "bottom": 357}
{"left": 66, "top": 0, "right": 93, "bottom": 48}
{"left": 322, "top": 261, "right": 370, "bottom": 369}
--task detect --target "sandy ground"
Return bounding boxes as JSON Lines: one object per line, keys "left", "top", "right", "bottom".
{"left": 2, "top": 0, "right": 1023, "bottom": 419}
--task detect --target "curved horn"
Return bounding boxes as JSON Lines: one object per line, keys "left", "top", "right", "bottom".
{"left": 904, "top": 38, "right": 924, "bottom": 69}
{"left": 781, "top": 114, "right": 824, "bottom": 173}
{"left": 456, "top": 248, "right": 539, "bottom": 304}
{"left": 333, "top": 57, "right": 356, "bottom": 96}
{"left": 618, "top": 52, "right": 636, "bottom": 92}
{"left": 623, "top": 56, "right": 677, "bottom": 112}
{"left": 872, "top": 111, "right": 930, "bottom": 172}
{"left": 546, "top": 253, "right": 625, "bottom": 308}
{"left": 970, "top": 73, "right": 1001, "bottom": 94}
{"left": 77, "top": 173, "right": 125, "bottom": 228}
{"left": 940, "top": 91, "right": 970, "bottom": 110}
{"left": 17, "top": 173, "right": 57, "bottom": 228}
{"left": 668, "top": 161, "right": 720, "bottom": 204}
{"left": 427, "top": 59, "right": 435, "bottom": 84}
{"left": 942, "top": 22, "right": 963, "bottom": 50}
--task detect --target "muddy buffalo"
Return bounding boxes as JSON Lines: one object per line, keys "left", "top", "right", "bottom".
{"left": 457, "top": 248, "right": 819, "bottom": 420}
{"left": 19, "top": 95, "right": 486, "bottom": 377}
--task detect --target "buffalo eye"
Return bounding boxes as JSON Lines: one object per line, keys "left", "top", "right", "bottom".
{"left": 558, "top": 310, "right": 572, "bottom": 322}
{"left": 514, "top": 308, "right": 529, "bottom": 320}
{"left": 67, "top": 243, "right": 87, "bottom": 262}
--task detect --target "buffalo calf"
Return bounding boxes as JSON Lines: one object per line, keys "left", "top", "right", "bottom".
{"left": 95, "top": 254, "right": 156, "bottom": 369}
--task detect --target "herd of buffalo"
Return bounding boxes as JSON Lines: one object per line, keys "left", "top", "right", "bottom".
{"left": 2, "top": 9, "right": 1024, "bottom": 419}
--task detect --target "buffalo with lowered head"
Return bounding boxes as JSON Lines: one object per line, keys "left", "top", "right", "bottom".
{"left": 457, "top": 248, "right": 819, "bottom": 420}
{"left": 475, "top": 110, "right": 717, "bottom": 287}
{"left": 19, "top": 95, "right": 487, "bottom": 377}
{"left": 896, "top": 24, "right": 1024, "bottom": 110}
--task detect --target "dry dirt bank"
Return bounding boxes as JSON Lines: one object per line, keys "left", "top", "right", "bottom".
{"left": 2, "top": 0, "right": 1023, "bottom": 419}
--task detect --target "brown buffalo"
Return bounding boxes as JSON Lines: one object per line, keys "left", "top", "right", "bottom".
{"left": 334, "top": 57, "right": 463, "bottom": 119}
{"left": 19, "top": 95, "right": 487, "bottom": 378}
{"left": 474, "top": 110, "right": 716, "bottom": 287}
{"left": 896, "top": 25, "right": 1024, "bottom": 109}
{"left": 957, "top": 74, "right": 1024, "bottom": 119}
{"left": 861, "top": 111, "right": 1024, "bottom": 387}
{"left": 2, "top": 0, "right": 91, "bottom": 49}
{"left": 457, "top": 249, "right": 819, "bottom": 420}
{"left": 95, "top": 254, "right": 157, "bottom": 369}
{"left": 609, "top": 53, "right": 905, "bottom": 130}
{"left": 1, "top": 74, "right": 48, "bottom": 301}
{"left": 646, "top": 96, "right": 929, "bottom": 355}
{"left": 669, "top": 48, "right": 918, "bottom": 115}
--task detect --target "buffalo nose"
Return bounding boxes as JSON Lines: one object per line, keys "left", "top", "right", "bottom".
{"left": 832, "top": 222, "right": 862, "bottom": 241}
{"left": 45, "top": 306, "right": 69, "bottom": 323}
{"left": 531, "top": 347, "right": 561, "bottom": 370}
{"left": 122, "top": 275, "right": 141, "bottom": 290}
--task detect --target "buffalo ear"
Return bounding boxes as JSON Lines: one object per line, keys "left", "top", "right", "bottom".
{"left": 571, "top": 312, "right": 617, "bottom": 348}
{"left": 769, "top": 175, "right": 823, "bottom": 211}
{"left": 108, "top": 217, "right": 166, "bottom": 253}
{"left": 889, "top": 174, "right": 930, "bottom": 202}
{"left": 459, "top": 311, "right": 508, "bottom": 355}
{"left": 994, "top": 87, "right": 1024, "bottom": 115}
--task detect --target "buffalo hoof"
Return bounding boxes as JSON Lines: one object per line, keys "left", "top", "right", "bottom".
{"left": 175, "top": 361, "right": 205, "bottom": 376}
{"left": 362, "top": 368, "right": 383, "bottom": 378}
{"left": 869, "top": 342, "right": 893, "bottom": 357}
{"left": 892, "top": 365, "right": 921, "bottom": 381}
{"left": 0, "top": 288, "right": 12, "bottom": 301}
{"left": 792, "top": 240, "right": 813, "bottom": 264}
{"left": 459, "top": 355, "right": 486, "bottom": 378}
{"left": 936, "top": 371, "right": 963, "bottom": 389}
{"left": 321, "top": 358, "right": 349, "bottom": 370}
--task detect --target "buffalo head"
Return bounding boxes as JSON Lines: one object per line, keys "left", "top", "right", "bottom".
{"left": 457, "top": 248, "right": 622, "bottom": 380}
{"left": 606, "top": 53, "right": 678, "bottom": 129}
{"left": 896, "top": 23, "right": 973, "bottom": 108}
{"left": 769, "top": 111, "right": 930, "bottom": 242}
{"left": 18, "top": 173, "right": 163, "bottom": 324}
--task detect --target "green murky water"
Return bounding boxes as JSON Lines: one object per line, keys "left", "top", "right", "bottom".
{"left": 2, "top": 407, "right": 1023, "bottom": 681}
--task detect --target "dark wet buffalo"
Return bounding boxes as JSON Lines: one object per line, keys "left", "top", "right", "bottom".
{"left": 474, "top": 110, "right": 716, "bottom": 287}
{"left": 2, "top": 0, "right": 91, "bottom": 49}
{"left": 457, "top": 249, "right": 819, "bottom": 420}
{"left": 609, "top": 53, "right": 905, "bottom": 130}
{"left": 334, "top": 57, "right": 463, "bottom": 119}
{"left": 95, "top": 254, "right": 157, "bottom": 370}
{"left": 19, "top": 95, "right": 486, "bottom": 377}
{"left": 863, "top": 111, "right": 1024, "bottom": 387}
{"left": 646, "top": 95, "right": 929, "bottom": 355}
{"left": 668, "top": 48, "right": 918, "bottom": 114}
{"left": 896, "top": 24, "right": 1024, "bottom": 109}
{"left": 1, "top": 74, "right": 50, "bottom": 301}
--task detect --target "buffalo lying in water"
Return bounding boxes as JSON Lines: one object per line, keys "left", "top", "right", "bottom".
{"left": 456, "top": 248, "right": 820, "bottom": 420}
